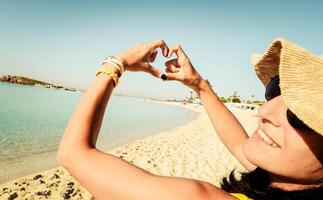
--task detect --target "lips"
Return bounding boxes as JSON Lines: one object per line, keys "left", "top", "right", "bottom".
{"left": 256, "top": 129, "right": 281, "bottom": 148}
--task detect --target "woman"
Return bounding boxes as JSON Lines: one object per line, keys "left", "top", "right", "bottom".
{"left": 58, "top": 38, "right": 323, "bottom": 199}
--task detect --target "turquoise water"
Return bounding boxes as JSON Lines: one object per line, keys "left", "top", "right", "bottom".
{"left": 0, "top": 83, "right": 197, "bottom": 183}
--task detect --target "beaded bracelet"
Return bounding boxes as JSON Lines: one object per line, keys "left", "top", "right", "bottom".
{"left": 96, "top": 66, "right": 119, "bottom": 87}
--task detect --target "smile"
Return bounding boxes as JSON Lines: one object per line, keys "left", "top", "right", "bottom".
{"left": 256, "top": 129, "right": 281, "bottom": 148}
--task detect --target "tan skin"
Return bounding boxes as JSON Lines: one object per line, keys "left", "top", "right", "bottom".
{"left": 58, "top": 39, "right": 323, "bottom": 199}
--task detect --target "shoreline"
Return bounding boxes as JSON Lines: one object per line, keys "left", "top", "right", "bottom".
{"left": 0, "top": 101, "right": 201, "bottom": 185}
{"left": 0, "top": 98, "right": 199, "bottom": 185}
{"left": 0, "top": 101, "right": 203, "bottom": 197}
{"left": 0, "top": 101, "right": 258, "bottom": 199}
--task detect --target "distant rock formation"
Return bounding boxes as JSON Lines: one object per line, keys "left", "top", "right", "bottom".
{"left": 0, "top": 75, "right": 78, "bottom": 92}
{"left": 0, "top": 75, "right": 52, "bottom": 86}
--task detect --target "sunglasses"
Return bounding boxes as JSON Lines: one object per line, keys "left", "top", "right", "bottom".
{"left": 265, "top": 76, "right": 310, "bottom": 129}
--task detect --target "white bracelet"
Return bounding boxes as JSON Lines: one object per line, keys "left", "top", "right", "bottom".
{"left": 102, "top": 56, "right": 125, "bottom": 76}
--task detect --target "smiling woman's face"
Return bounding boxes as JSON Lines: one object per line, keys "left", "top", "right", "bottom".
{"left": 243, "top": 96, "right": 323, "bottom": 184}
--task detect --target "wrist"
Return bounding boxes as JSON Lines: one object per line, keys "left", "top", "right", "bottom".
{"left": 192, "top": 79, "right": 211, "bottom": 95}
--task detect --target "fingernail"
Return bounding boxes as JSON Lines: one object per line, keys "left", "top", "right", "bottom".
{"left": 161, "top": 74, "right": 167, "bottom": 81}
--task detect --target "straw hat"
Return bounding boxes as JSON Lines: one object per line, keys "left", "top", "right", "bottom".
{"left": 251, "top": 38, "right": 323, "bottom": 136}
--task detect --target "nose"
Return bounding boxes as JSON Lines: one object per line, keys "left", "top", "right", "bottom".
{"left": 257, "top": 96, "right": 286, "bottom": 126}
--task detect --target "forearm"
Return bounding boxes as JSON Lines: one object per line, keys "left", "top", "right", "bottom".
{"left": 196, "top": 80, "right": 249, "bottom": 153}
{"left": 195, "top": 80, "right": 256, "bottom": 170}
{"left": 58, "top": 73, "right": 115, "bottom": 156}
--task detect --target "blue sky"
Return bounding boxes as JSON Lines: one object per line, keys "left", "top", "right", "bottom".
{"left": 1, "top": 0, "right": 322, "bottom": 100}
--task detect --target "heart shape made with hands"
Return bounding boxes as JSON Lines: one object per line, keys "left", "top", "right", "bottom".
{"left": 118, "top": 39, "right": 196, "bottom": 84}
{"left": 146, "top": 43, "right": 188, "bottom": 81}
{"left": 150, "top": 43, "right": 202, "bottom": 90}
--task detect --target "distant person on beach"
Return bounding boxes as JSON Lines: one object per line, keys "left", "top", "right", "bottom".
{"left": 58, "top": 38, "right": 323, "bottom": 199}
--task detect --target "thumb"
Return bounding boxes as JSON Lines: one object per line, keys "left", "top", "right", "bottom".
{"left": 146, "top": 63, "right": 162, "bottom": 79}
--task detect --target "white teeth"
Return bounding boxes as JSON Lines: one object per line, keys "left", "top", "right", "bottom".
{"left": 258, "top": 129, "right": 280, "bottom": 148}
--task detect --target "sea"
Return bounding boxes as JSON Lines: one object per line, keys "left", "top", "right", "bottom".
{"left": 0, "top": 82, "right": 198, "bottom": 184}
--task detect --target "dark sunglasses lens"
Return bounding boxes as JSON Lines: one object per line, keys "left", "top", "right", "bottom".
{"left": 265, "top": 76, "right": 310, "bottom": 130}
{"left": 287, "top": 110, "right": 309, "bottom": 129}
{"left": 265, "top": 76, "right": 281, "bottom": 101}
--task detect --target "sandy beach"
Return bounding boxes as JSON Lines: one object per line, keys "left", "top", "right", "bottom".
{"left": 0, "top": 102, "right": 258, "bottom": 200}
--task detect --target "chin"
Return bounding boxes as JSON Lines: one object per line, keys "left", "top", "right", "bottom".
{"left": 243, "top": 137, "right": 273, "bottom": 169}
{"left": 243, "top": 138, "right": 291, "bottom": 178}
{"left": 243, "top": 139, "right": 260, "bottom": 165}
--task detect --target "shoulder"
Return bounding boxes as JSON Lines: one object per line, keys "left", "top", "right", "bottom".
{"left": 199, "top": 181, "right": 239, "bottom": 200}
{"left": 149, "top": 176, "right": 238, "bottom": 200}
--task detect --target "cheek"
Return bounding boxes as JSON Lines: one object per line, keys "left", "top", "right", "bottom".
{"left": 283, "top": 135, "right": 322, "bottom": 173}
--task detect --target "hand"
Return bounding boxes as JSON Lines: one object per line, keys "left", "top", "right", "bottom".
{"left": 117, "top": 39, "right": 169, "bottom": 78}
{"left": 163, "top": 44, "right": 204, "bottom": 92}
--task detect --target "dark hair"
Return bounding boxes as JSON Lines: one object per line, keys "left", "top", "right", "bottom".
{"left": 220, "top": 168, "right": 323, "bottom": 200}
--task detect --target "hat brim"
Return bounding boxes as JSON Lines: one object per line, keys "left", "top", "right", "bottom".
{"left": 251, "top": 38, "right": 323, "bottom": 136}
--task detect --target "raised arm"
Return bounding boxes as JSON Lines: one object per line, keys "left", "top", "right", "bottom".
{"left": 164, "top": 45, "right": 256, "bottom": 171}
{"left": 57, "top": 40, "right": 236, "bottom": 200}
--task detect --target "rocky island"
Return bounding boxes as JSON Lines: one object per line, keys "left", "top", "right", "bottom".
{"left": 0, "top": 75, "right": 79, "bottom": 92}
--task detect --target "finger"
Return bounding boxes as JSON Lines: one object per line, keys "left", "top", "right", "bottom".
{"left": 165, "top": 58, "right": 181, "bottom": 73}
{"left": 166, "top": 64, "right": 180, "bottom": 73}
{"left": 167, "top": 44, "right": 187, "bottom": 58}
{"left": 165, "top": 58, "right": 179, "bottom": 67}
{"left": 148, "top": 50, "right": 158, "bottom": 63}
{"left": 149, "top": 39, "right": 169, "bottom": 57}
